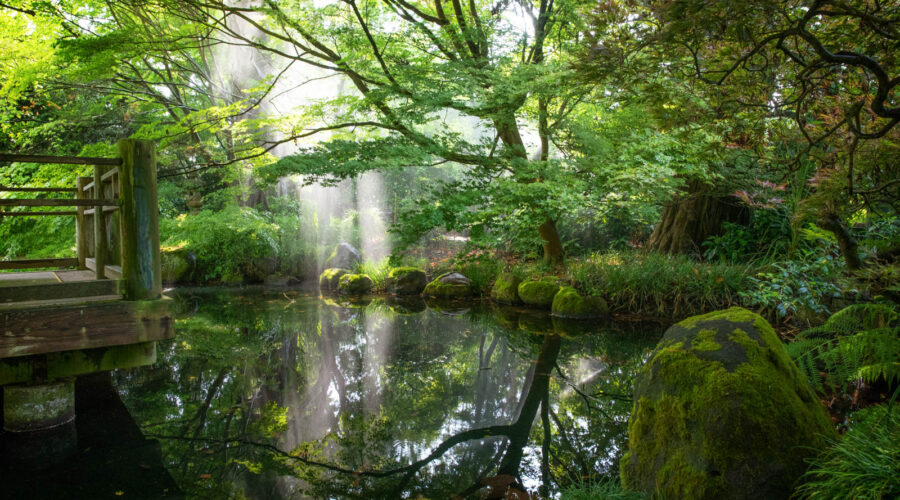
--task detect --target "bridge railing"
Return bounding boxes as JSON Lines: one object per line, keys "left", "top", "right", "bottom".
{"left": 0, "top": 139, "right": 161, "bottom": 300}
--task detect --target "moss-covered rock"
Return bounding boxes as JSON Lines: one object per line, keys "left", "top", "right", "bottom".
{"left": 338, "top": 273, "right": 374, "bottom": 295}
{"left": 620, "top": 307, "right": 836, "bottom": 500}
{"left": 551, "top": 286, "right": 608, "bottom": 319}
{"left": 422, "top": 272, "right": 475, "bottom": 299}
{"left": 385, "top": 267, "right": 427, "bottom": 295}
{"left": 319, "top": 268, "right": 350, "bottom": 293}
{"left": 160, "top": 248, "right": 194, "bottom": 284}
{"left": 517, "top": 279, "right": 560, "bottom": 309}
{"left": 324, "top": 242, "right": 361, "bottom": 269}
{"left": 490, "top": 273, "right": 523, "bottom": 304}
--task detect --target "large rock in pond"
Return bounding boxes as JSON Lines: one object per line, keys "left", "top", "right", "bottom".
{"left": 385, "top": 267, "right": 427, "bottom": 295}
{"left": 319, "top": 268, "right": 350, "bottom": 293}
{"left": 324, "top": 242, "right": 361, "bottom": 269}
{"left": 551, "top": 287, "right": 608, "bottom": 319}
{"left": 422, "top": 272, "right": 475, "bottom": 299}
{"left": 517, "top": 279, "right": 560, "bottom": 309}
{"left": 490, "top": 273, "right": 522, "bottom": 304}
{"left": 338, "top": 274, "right": 373, "bottom": 295}
{"left": 160, "top": 248, "right": 195, "bottom": 285}
{"left": 620, "top": 307, "right": 835, "bottom": 500}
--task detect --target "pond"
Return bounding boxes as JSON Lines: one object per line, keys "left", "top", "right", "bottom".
{"left": 9, "top": 289, "right": 665, "bottom": 499}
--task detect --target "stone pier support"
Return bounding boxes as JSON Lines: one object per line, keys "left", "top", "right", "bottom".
{"left": 3, "top": 378, "right": 75, "bottom": 432}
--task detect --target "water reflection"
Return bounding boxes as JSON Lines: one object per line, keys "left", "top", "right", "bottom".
{"left": 113, "top": 289, "right": 662, "bottom": 498}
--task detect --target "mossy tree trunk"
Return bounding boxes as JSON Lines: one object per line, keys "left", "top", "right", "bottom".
{"left": 648, "top": 183, "right": 749, "bottom": 254}
{"left": 819, "top": 212, "right": 862, "bottom": 270}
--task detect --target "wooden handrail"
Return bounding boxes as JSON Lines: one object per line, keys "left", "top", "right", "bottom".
{"left": 0, "top": 258, "right": 78, "bottom": 270}
{"left": 100, "top": 167, "right": 119, "bottom": 182}
{"left": 83, "top": 206, "right": 119, "bottom": 215}
{"left": 0, "top": 187, "right": 77, "bottom": 193}
{"left": 0, "top": 154, "right": 121, "bottom": 166}
{"left": 0, "top": 199, "right": 118, "bottom": 207}
{"left": 0, "top": 211, "right": 77, "bottom": 217}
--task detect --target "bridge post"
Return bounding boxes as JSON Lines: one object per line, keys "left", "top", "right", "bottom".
{"left": 117, "top": 139, "right": 161, "bottom": 300}
{"left": 93, "top": 165, "right": 107, "bottom": 279}
{"left": 75, "top": 177, "right": 91, "bottom": 269}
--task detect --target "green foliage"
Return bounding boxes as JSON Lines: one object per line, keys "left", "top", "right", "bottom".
{"left": 786, "top": 304, "right": 900, "bottom": 392}
{"left": 160, "top": 206, "right": 281, "bottom": 282}
{"left": 702, "top": 207, "right": 794, "bottom": 262}
{"left": 560, "top": 476, "right": 647, "bottom": 500}
{"left": 740, "top": 252, "right": 843, "bottom": 320}
{"left": 568, "top": 251, "right": 752, "bottom": 317}
{"left": 795, "top": 405, "right": 900, "bottom": 500}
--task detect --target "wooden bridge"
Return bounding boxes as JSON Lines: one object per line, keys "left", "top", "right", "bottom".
{"left": 0, "top": 140, "right": 173, "bottom": 465}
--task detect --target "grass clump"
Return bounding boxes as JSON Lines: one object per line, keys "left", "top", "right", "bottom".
{"left": 560, "top": 476, "right": 647, "bottom": 500}
{"left": 568, "top": 250, "right": 754, "bottom": 317}
{"left": 794, "top": 405, "right": 900, "bottom": 500}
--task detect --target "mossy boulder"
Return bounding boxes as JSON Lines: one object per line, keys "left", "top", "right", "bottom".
{"left": 490, "top": 273, "right": 522, "bottom": 304}
{"left": 551, "top": 287, "right": 608, "bottom": 319}
{"left": 324, "top": 242, "right": 361, "bottom": 269}
{"left": 338, "top": 274, "right": 374, "bottom": 295}
{"left": 319, "top": 268, "right": 350, "bottom": 293}
{"left": 517, "top": 279, "right": 560, "bottom": 309}
{"left": 385, "top": 267, "right": 427, "bottom": 295}
{"left": 620, "top": 307, "right": 836, "bottom": 500}
{"left": 422, "top": 272, "right": 475, "bottom": 299}
{"left": 160, "top": 247, "right": 194, "bottom": 284}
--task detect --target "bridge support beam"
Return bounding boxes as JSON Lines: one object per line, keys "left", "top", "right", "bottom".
{"left": 117, "top": 139, "right": 161, "bottom": 300}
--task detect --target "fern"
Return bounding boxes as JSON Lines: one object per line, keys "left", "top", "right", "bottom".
{"left": 788, "top": 304, "right": 900, "bottom": 392}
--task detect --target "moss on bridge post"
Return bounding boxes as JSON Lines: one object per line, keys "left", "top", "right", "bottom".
{"left": 3, "top": 378, "right": 75, "bottom": 432}
{"left": 118, "top": 139, "right": 161, "bottom": 300}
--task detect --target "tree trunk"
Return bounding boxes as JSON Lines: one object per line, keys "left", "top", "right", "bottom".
{"left": 492, "top": 113, "right": 565, "bottom": 264}
{"left": 539, "top": 218, "right": 564, "bottom": 265}
{"left": 648, "top": 183, "right": 749, "bottom": 254}
{"left": 819, "top": 212, "right": 862, "bottom": 270}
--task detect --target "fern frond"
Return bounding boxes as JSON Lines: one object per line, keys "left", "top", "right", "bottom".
{"left": 790, "top": 305, "right": 900, "bottom": 392}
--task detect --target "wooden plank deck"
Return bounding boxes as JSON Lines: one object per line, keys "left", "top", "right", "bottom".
{"left": 0, "top": 270, "right": 122, "bottom": 305}
{"left": 0, "top": 298, "right": 173, "bottom": 359}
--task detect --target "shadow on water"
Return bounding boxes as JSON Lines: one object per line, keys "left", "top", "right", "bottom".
{"left": 5, "top": 288, "right": 665, "bottom": 498}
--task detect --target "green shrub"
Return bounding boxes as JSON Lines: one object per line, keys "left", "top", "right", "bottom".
{"left": 702, "top": 207, "right": 794, "bottom": 262}
{"left": 453, "top": 255, "right": 502, "bottom": 295}
{"left": 740, "top": 252, "right": 843, "bottom": 320}
{"left": 795, "top": 405, "right": 900, "bottom": 500}
{"left": 160, "top": 206, "right": 280, "bottom": 282}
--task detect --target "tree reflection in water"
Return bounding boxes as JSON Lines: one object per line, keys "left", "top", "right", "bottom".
{"left": 114, "top": 289, "right": 661, "bottom": 498}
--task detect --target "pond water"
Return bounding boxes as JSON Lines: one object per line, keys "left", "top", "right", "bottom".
{"left": 8, "top": 289, "right": 666, "bottom": 499}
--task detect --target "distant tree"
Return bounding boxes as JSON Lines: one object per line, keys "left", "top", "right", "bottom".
{"left": 108, "top": 0, "right": 607, "bottom": 264}
{"left": 650, "top": 0, "right": 900, "bottom": 266}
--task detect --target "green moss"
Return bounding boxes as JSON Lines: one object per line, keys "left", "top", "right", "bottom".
{"left": 385, "top": 267, "right": 427, "bottom": 295}
{"left": 337, "top": 273, "right": 374, "bottom": 295}
{"left": 491, "top": 272, "right": 523, "bottom": 304}
{"left": 319, "top": 267, "right": 350, "bottom": 293}
{"left": 3, "top": 379, "right": 75, "bottom": 432}
{"left": 388, "top": 266, "right": 421, "bottom": 279}
{"left": 691, "top": 329, "right": 721, "bottom": 351}
{"left": 422, "top": 272, "right": 475, "bottom": 299}
{"left": 551, "top": 286, "right": 609, "bottom": 319}
{"left": 622, "top": 307, "right": 836, "bottom": 499}
{"left": 160, "top": 248, "right": 192, "bottom": 284}
{"left": 517, "top": 280, "right": 560, "bottom": 308}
